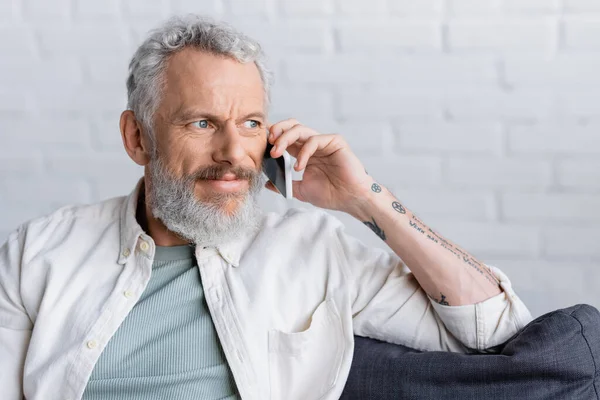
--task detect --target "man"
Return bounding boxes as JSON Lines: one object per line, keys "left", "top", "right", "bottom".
{"left": 0, "top": 15, "right": 532, "bottom": 400}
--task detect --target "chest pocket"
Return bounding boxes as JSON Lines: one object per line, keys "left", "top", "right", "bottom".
{"left": 267, "top": 298, "right": 345, "bottom": 400}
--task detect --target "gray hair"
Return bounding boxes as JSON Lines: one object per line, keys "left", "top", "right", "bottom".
{"left": 126, "top": 15, "right": 272, "bottom": 148}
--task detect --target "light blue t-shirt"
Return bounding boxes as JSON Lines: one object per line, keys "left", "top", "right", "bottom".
{"left": 82, "top": 245, "right": 239, "bottom": 399}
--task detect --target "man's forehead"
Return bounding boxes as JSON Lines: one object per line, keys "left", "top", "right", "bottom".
{"left": 165, "top": 48, "right": 263, "bottom": 90}
{"left": 160, "top": 48, "right": 265, "bottom": 113}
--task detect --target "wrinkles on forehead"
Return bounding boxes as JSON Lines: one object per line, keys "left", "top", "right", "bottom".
{"left": 156, "top": 48, "right": 266, "bottom": 128}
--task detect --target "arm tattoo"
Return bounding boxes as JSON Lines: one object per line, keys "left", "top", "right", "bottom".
{"left": 433, "top": 293, "right": 450, "bottom": 306}
{"left": 392, "top": 201, "right": 406, "bottom": 214}
{"left": 363, "top": 217, "right": 386, "bottom": 241}
{"left": 371, "top": 183, "right": 382, "bottom": 193}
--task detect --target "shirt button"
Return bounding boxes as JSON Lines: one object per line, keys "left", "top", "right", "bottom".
{"left": 122, "top": 248, "right": 131, "bottom": 257}
{"left": 124, "top": 290, "right": 134, "bottom": 298}
{"left": 87, "top": 340, "right": 98, "bottom": 349}
{"left": 139, "top": 241, "right": 150, "bottom": 252}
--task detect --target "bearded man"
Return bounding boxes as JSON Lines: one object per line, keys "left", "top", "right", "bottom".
{"left": 0, "top": 15, "right": 532, "bottom": 400}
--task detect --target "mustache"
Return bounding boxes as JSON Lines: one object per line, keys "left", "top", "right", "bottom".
{"left": 188, "top": 165, "right": 261, "bottom": 181}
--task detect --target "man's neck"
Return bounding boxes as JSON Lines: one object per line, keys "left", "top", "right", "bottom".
{"left": 137, "top": 179, "right": 190, "bottom": 247}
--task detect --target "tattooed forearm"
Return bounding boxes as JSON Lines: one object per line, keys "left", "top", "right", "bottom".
{"left": 432, "top": 293, "right": 450, "bottom": 306}
{"left": 364, "top": 217, "right": 386, "bottom": 241}
{"left": 410, "top": 216, "right": 499, "bottom": 285}
{"left": 409, "top": 220, "right": 426, "bottom": 234}
{"left": 392, "top": 201, "right": 406, "bottom": 214}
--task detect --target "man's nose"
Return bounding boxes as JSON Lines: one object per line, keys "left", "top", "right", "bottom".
{"left": 212, "top": 121, "right": 246, "bottom": 166}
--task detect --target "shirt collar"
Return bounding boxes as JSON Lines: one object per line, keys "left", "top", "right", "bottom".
{"left": 117, "top": 178, "right": 146, "bottom": 265}
{"left": 118, "top": 178, "right": 255, "bottom": 268}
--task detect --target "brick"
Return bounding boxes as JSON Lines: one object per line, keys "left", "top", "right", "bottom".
{"left": 172, "top": 0, "right": 222, "bottom": 15}
{"left": 32, "top": 86, "right": 127, "bottom": 113}
{"left": 37, "top": 25, "right": 131, "bottom": 57}
{"left": 336, "top": 121, "right": 391, "bottom": 157}
{"left": 284, "top": 55, "right": 377, "bottom": 84}
{"left": 90, "top": 175, "right": 145, "bottom": 201}
{"left": 286, "top": 55, "right": 498, "bottom": 87}
{"left": 443, "top": 88, "right": 555, "bottom": 120}
{"left": 123, "top": 0, "right": 170, "bottom": 17}
{"left": 0, "top": 90, "right": 34, "bottom": 116}
{"left": 335, "top": 0, "right": 387, "bottom": 15}
{"left": 543, "top": 227, "right": 600, "bottom": 258}
{"left": 504, "top": 55, "right": 600, "bottom": 87}
{"left": 503, "top": 0, "right": 560, "bottom": 13}
{"left": 398, "top": 189, "right": 494, "bottom": 222}
{"left": 45, "top": 154, "right": 143, "bottom": 180}
{"left": 445, "top": 158, "right": 552, "bottom": 188}
{"left": 502, "top": 193, "right": 600, "bottom": 222}
{"left": 281, "top": 0, "right": 333, "bottom": 16}
{"left": 389, "top": 0, "right": 444, "bottom": 16}
{"left": 446, "top": 0, "right": 502, "bottom": 16}
{"left": 89, "top": 114, "right": 126, "bottom": 151}
{"left": 447, "top": 19, "right": 557, "bottom": 51}
{"left": 563, "top": 0, "right": 600, "bottom": 12}
{"left": 74, "top": 0, "right": 121, "bottom": 19}
{"left": 85, "top": 56, "right": 129, "bottom": 85}
{"left": 0, "top": 57, "right": 84, "bottom": 88}
{"left": 396, "top": 122, "right": 502, "bottom": 154}
{"left": 0, "top": 1, "right": 16, "bottom": 22}
{"left": 0, "top": 154, "right": 43, "bottom": 177}
{"left": 232, "top": 21, "right": 331, "bottom": 54}
{"left": 339, "top": 88, "right": 444, "bottom": 120}
{"left": 557, "top": 160, "right": 600, "bottom": 189}
{"left": 361, "top": 156, "right": 442, "bottom": 186}
{"left": 269, "top": 87, "right": 334, "bottom": 120}
{"left": 23, "top": 0, "right": 71, "bottom": 21}
{"left": 564, "top": 18, "right": 600, "bottom": 50}
{"left": 227, "top": 0, "right": 270, "bottom": 16}
{"left": 336, "top": 23, "right": 442, "bottom": 51}
{"left": 557, "top": 91, "right": 600, "bottom": 117}
{"left": 0, "top": 178, "right": 92, "bottom": 209}
{"left": 429, "top": 221, "right": 540, "bottom": 258}
{"left": 0, "top": 27, "right": 37, "bottom": 57}
{"left": 0, "top": 116, "right": 92, "bottom": 149}
{"left": 508, "top": 124, "right": 600, "bottom": 154}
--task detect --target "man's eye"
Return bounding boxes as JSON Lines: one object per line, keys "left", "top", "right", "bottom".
{"left": 192, "top": 120, "right": 209, "bottom": 129}
{"left": 244, "top": 120, "right": 259, "bottom": 129}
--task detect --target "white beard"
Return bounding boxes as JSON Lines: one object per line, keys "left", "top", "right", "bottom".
{"left": 146, "top": 156, "right": 265, "bottom": 248}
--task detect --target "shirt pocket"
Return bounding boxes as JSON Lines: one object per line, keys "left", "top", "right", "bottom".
{"left": 267, "top": 298, "right": 345, "bottom": 400}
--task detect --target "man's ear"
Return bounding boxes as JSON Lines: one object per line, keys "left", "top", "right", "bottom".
{"left": 120, "top": 110, "right": 151, "bottom": 166}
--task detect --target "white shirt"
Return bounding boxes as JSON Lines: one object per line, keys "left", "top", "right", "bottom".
{"left": 0, "top": 180, "right": 532, "bottom": 400}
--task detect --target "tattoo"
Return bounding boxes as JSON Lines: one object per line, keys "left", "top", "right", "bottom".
{"left": 412, "top": 217, "right": 499, "bottom": 286}
{"left": 392, "top": 201, "right": 406, "bottom": 214}
{"left": 433, "top": 293, "right": 450, "bottom": 306}
{"left": 363, "top": 217, "right": 386, "bottom": 241}
{"left": 409, "top": 220, "right": 426, "bottom": 234}
{"left": 371, "top": 183, "right": 382, "bottom": 193}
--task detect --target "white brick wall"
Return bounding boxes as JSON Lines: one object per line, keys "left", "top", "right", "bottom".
{"left": 0, "top": 0, "right": 599, "bottom": 317}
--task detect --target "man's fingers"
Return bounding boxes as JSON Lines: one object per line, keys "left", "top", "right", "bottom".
{"left": 270, "top": 124, "right": 319, "bottom": 158}
{"left": 268, "top": 118, "right": 300, "bottom": 142}
{"left": 294, "top": 136, "right": 321, "bottom": 170}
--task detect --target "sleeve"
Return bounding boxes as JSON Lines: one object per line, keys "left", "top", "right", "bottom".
{"left": 334, "top": 224, "right": 533, "bottom": 353}
{"left": 0, "top": 229, "right": 33, "bottom": 399}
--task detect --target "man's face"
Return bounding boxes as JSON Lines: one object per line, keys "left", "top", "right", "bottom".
{"left": 151, "top": 48, "right": 267, "bottom": 215}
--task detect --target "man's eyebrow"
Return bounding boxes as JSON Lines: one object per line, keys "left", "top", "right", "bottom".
{"left": 241, "top": 112, "right": 266, "bottom": 121}
{"left": 172, "top": 110, "right": 266, "bottom": 123}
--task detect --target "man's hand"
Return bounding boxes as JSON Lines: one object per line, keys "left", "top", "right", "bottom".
{"left": 266, "top": 119, "right": 372, "bottom": 214}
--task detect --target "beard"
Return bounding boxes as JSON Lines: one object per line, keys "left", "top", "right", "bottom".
{"left": 146, "top": 155, "right": 265, "bottom": 248}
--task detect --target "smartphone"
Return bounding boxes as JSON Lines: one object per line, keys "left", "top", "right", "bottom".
{"left": 263, "top": 140, "right": 293, "bottom": 199}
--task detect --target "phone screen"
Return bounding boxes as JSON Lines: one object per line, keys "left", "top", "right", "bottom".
{"left": 263, "top": 141, "right": 290, "bottom": 198}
